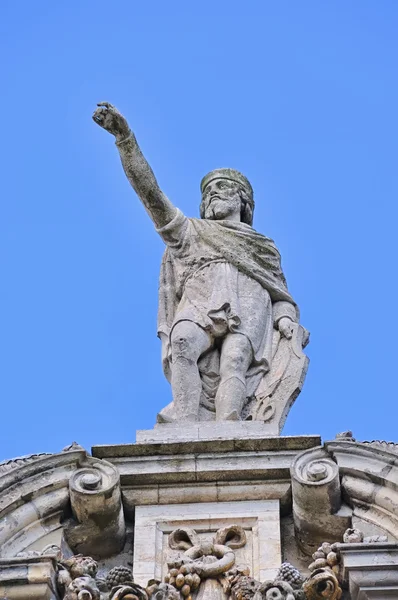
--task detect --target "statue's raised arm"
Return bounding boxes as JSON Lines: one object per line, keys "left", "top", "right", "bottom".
{"left": 92, "top": 102, "right": 177, "bottom": 229}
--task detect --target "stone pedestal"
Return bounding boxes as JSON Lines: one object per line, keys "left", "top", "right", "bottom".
{"left": 92, "top": 433, "right": 320, "bottom": 587}
{"left": 135, "top": 421, "right": 283, "bottom": 444}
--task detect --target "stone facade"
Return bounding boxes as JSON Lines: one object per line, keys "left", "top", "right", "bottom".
{"left": 1, "top": 433, "right": 398, "bottom": 599}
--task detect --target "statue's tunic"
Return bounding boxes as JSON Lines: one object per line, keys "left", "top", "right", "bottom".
{"left": 157, "top": 209, "right": 297, "bottom": 399}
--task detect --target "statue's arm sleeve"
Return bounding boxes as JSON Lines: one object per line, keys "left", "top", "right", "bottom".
{"left": 155, "top": 208, "right": 189, "bottom": 248}
{"left": 273, "top": 301, "right": 297, "bottom": 326}
{"left": 115, "top": 133, "right": 178, "bottom": 229}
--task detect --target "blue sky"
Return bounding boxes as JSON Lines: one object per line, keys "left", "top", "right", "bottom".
{"left": 1, "top": 1, "right": 397, "bottom": 460}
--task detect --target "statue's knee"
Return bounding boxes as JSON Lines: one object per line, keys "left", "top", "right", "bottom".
{"left": 221, "top": 339, "right": 251, "bottom": 376}
{"left": 171, "top": 323, "right": 199, "bottom": 361}
{"left": 223, "top": 352, "right": 245, "bottom": 374}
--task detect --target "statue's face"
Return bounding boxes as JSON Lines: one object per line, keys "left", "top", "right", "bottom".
{"left": 202, "top": 178, "right": 241, "bottom": 221}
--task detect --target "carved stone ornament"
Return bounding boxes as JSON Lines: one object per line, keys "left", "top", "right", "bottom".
{"left": 64, "top": 458, "right": 126, "bottom": 558}
{"left": 302, "top": 568, "right": 342, "bottom": 600}
{"left": 291, "top": 447, "right": 352, "bottom": 553}
{"left": 56, "top": 557, "right": 151, "bottom": 600}
{"left": 57, "top": 554, "right": 101, "bottom": 600}
{"left": 64, "top": 576, "right": 101, "bottom": 600}
{"left": 276, "top": 563, "right": 304, "bottom": 589}
{"left": 92, "top": 102, "right": 309, "bottom": 430}
{"left": 165, "top": 525, "right": 247, "bottom": 600}
{"left": 0, "top": 452, "right": 52, "bottom": 475}
{"left": 147, "top": 583, "right": 180, "bottom": 600}
{"left": 253, "top": 580, "right": 296, "bottom": 600}
{"left": 52, "top": 547, "right": 346, "bottom": 600}
{"left": 342, "top": 527, "right": 387, "bottom": 544}
{"left": 245, "top": 323, "right": 309, "bottom": 432}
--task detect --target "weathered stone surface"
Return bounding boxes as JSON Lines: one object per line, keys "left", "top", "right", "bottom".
{"left": 0, "top": 452, "right": 53, "bottom": 475}
{"left": 0, "top": 447, "right": 87, "bottom": 558}
{"left": 291, "top": 446, "right": 352, "bottom": 554}
{"left": 132, "top": 500, "right": 281, "bottom": 587}
{"left": 64, "top": 458, "right": 126, "bottom": 558}
{"left": 326, "top": 439, "right": 398, "bottom": 540}
{"left": 255, "top": 580, "right": 297, "bottom": 600}
{"left": 92, "top": 436, "right": 321, "bottom": 491}
{"left": 1, "top": 435, "right": 398, "bottom": 597}
{"left": 136, "top": 421, "right": 280, "bottom": 443}
{"left": 337, "top": 542, "right": 398, "bottom": 599}
{"left": 0, "top": 556, "right": 58, "bottom": 599}
{"left": 164, "top": 525, "right": 246, "bottom": 600}
{"left": 92, "top": 102, "right": 309, "bottom": 430}
{"left": 93, "top": 435, "right": 321, "bottom": 459}
{"left": 302, "top": 567, "right": 342, "bottom": 599}
{"left": 247, "top": 323, "right": 309, "bottom": 433}
{"left": 0, "top": 446, "right": 126, "bottom": 561}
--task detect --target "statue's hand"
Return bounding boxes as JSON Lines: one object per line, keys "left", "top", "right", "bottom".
{"left": 278, "top": 317, "right": 294, "bottom": 340}
{"left": 92, "top": 102, "right": 130, "bottom": 141}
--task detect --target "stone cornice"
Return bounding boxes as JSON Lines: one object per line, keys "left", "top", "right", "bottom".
{"left": 0, "top": 556, "right": 58, "bottom": 599}
{"left": 93, "top": 434, "right": 321, "bottom": 458}
{"left": 92, "top": 435, "right": 321, "bottom": 487}
{"left": 337, "top": 542, "right": 398, "bottom": 599}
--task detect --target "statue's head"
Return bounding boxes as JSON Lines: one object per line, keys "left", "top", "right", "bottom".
{"left": 200, "top": 168, "right": 254, "bottom": 225}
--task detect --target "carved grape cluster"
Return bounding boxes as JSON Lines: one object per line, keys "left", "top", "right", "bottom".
{"left": 106, "top": 566, "right": 135, "bottom": 589}
{"left": 308, "top": 542, "right": 339, "bottom": 575}
{"left": 276, "top": 562, "right": 304, "bottom": 588}
{"left": 164, "top": 566, "right": 201, "bottom": 600}
{"left": 231, "top": 575, "right": 259, "bottom": 600}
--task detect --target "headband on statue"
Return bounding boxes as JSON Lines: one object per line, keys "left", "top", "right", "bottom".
{"left": 200, "top": 168, "right": 253, "bottom": 200}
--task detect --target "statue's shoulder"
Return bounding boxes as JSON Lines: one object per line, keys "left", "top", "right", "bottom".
{"left": 187, "top": 218, "right": 277, "bottom": 245}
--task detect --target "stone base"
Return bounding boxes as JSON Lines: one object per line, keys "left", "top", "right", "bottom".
{"left": 93, "top": 434, "right": 321, "bottom": 587}
{"left": 136, "top": 420, "right": 278, "bottom": 443}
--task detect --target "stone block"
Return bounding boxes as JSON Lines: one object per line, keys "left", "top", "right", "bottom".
{"left": 0, "top": 556, "right": 58, "bottom": 599}
{"left": 132, "top": 499, "right": 281, "bottom": 587}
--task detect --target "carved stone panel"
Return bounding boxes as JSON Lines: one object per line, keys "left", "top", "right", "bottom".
{"left": 132, "top": 500, "right": 281, "bottom": 587}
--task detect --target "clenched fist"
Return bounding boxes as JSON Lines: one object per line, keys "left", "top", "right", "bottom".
{"left": 92, "top": 102, "right": 130, "bottom": 142}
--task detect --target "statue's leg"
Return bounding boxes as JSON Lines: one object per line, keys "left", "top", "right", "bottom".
{"left": 170, "top": 320, "right": 212, "bottom": 421}
{"left": 215, "top": 333, "right": 252, "bottom": 421}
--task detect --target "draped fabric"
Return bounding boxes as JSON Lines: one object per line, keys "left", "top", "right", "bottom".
{"left": 156, "top": 210, "right": 297, "bottom": 410}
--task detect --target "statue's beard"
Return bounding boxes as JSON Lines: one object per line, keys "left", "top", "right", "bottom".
{"left": 206, "top": 198, "right": 235, "bottom": 220}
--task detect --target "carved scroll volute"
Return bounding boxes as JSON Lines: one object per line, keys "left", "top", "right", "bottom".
{"left": 214, "top": 525, "right": 247, "bottom": 549}
{"left": 302, "top": 568, "right": 342, "bottom": 600}
{"left": 253, "top": 580, "right": 295, "bottom": 600}
{"left": 65, "top": 458, "right": 126, "bottom": 558}
{"left": 291, "top": 447, "right": 351, "bottom": 555}
{"left": 168, "top": 528, "right": 200, "bottom": 551}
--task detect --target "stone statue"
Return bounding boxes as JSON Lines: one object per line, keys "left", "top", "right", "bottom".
{"left": 93, "top": 102, "right": 308, "bottom": 424}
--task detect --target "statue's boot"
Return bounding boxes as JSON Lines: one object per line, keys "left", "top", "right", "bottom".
{"left": 215, "top": 376, "right": 246, "bottom": 421}
{"left": 157, "top": 401, "right": 198, "bottom": 423}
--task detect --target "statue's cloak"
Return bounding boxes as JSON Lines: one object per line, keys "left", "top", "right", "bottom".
{"left": 157, "top": 215, "right": 296, "bottom": 395}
